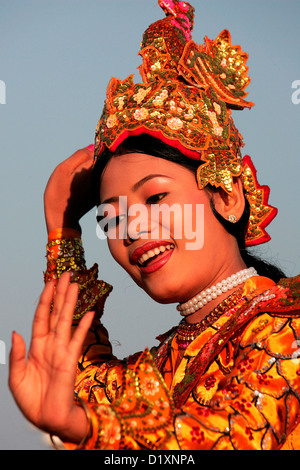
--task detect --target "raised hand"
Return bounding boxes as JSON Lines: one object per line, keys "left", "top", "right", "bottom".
{"left": 44, "top": 145, "right": 95, "bottom": 234}
{"left": 9, "top": 272, "right": 94, "bottom": 443}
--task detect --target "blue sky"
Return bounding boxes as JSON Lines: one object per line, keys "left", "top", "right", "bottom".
{"left": 1, "top": 0, "right": 299, "bottom": 449}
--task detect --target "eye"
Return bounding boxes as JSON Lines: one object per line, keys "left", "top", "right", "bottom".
{"left": 146, "top": 192, "right": 168, "bottom": 204}
{"left": 97, "top": 214, "right": 126, "bottom": 235}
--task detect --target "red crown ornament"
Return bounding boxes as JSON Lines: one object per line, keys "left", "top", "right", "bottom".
{"left": 242, "top": 155, "right": 277, "bottom": 246}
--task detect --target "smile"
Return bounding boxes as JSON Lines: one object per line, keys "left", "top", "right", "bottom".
{"left": 138, "top": 243, "right": 174, "bottom": 267}
{"left": 131, "top": 241, "right": 175, "bottom": 274}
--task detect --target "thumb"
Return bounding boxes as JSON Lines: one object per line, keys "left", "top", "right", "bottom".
{"left": 9, "top": 331, "right": 27, "bottom": 392}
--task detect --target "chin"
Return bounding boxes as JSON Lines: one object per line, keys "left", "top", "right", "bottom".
{"left": 140, "top": 280, "right": 185, "bottom": 305}
{"left": 130, "top": 265, "right": 192, "bottom": 304}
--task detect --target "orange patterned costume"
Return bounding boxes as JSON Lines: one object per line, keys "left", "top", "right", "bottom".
{"left": 45, "top": 231, "right": 300, "bottom": 450}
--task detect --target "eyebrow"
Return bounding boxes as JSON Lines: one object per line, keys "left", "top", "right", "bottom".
{"left": 101, "top": 174, "right": 173, "bottom": 205}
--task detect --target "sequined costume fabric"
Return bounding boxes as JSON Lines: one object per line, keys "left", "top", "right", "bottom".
{"left": 45, "top": 234, "right": 300, "bottom": 450}
{"left": 71, "top": 276, "right": 300, "bottom": 450}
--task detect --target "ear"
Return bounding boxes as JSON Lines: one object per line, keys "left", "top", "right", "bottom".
{"left": 210, "top": 177, "right": 245, "bottom": 222}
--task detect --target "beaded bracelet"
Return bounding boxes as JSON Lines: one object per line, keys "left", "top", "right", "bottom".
{"left": 44, "top": 237, "right": 112, "bottom": 320}
{"left": 45, "top": 238, "right": 86, "bottom": 282}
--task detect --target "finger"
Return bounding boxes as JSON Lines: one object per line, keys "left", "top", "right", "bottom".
{"left": 49, "top": 272, "right": 72, "bottom": 331}
{"left": 69, "top": 311, "right": 95, "bottom": 360}
{"left": 54, "top": 281, "right": 79, "bottom": 344}
{"left": 31, "top": 281, "right": 55, "bottom": 339}
{"left": 67, "top": 147, "right": 94, "bottom": 172}
{"left": 9, "top": 331, "right": 27, "bottom": 392}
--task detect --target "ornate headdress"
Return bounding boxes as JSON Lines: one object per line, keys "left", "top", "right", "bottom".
{"left": 94, "top": 0, "right": 277, "bottom": 246}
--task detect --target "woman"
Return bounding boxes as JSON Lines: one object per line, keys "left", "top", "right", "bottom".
{"left": 9, "top": 0, "right": 300, "bottom": 450}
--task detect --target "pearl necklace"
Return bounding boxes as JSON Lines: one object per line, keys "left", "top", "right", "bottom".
{"left": 177, "top": 267, "right": 258, "bottom": 317}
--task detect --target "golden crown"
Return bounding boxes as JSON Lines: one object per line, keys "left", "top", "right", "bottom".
{"left": 94, "top": 0, "right": 277, "bottom": 246}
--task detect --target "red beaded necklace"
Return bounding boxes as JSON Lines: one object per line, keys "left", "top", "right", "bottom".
{"left": 175, "top": 288, "right": 244, "bottom": 350}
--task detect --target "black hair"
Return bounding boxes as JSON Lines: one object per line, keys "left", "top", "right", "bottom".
{"left": 92, "top": 134, "right": 286, "bottom": 283}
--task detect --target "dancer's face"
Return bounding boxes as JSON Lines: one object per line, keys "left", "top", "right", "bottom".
{"left": 99, "top": 152, "right": 241, "bottom": 304}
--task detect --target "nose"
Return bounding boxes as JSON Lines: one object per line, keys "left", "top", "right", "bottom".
{"left": 125, "top": 204, "right": 151, "bottom": 244}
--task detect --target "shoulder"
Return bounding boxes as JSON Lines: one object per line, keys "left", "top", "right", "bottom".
{"left": 230, "top": 276, "right": 300, "bottom": 405}
{"left": 274, "top": 274, "right": 300, "bottom": 311}
{"left": 238, "top": 274, "right": 300, "bottom": 354}
{"left": 242, "top": 273, "right": 300, "bottom": 322}
{"left": 253, "top": 274, "right": 300, "bottom": 321}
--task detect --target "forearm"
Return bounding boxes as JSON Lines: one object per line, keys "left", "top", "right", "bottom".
{"left": 43, "top": 229, "right": 120, "bottom": 447}
{"left": 63, "top": 349, "right": 177, "bottom": 450}
{"left": 45, "top": 228, "right": 115, "bottom": 366}
{"left": 45, "top": 227, "right": 111, "bottom": 314}
{"left": 54, "top": 401, "right": 90, "bottom": 446}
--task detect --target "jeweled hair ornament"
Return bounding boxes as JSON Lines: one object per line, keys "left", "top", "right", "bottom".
{"left": 94, "top": 0, "right": 277, "bottom": 246}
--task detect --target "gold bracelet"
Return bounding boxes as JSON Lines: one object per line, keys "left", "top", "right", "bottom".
{"left": 45, "top": 238, "right": 86, "bottom": 282}
{"left": 50, "top": 396, "right": 93, "bottom": 450}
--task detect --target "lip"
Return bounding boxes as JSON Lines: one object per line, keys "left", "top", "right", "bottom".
{"left": 130, "top": 240, "right": 174, "bottom": 265}
{"left": 139, "top": 248, "right": 174, "bottom": 274}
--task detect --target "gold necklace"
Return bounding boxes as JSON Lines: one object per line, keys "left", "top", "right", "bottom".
{"left": 175, "top": 288, "right": 244, "bottom": 350}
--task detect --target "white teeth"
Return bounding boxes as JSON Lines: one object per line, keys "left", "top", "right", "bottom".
{"left": 138, "top": 244, "right": 174, "bottom": 266}
{"left": 141, "top": 253, "right": 149, "bottom": 263}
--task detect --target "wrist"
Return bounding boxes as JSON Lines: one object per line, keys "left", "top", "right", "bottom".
{"left": 52, "top": 399, "right": 92, "bottom": 447}
{"left": 46, "top": 218, "right": 82, "bottom": 236}
{"left": 48, "top": 227, "right": 82, "bottom": 242}
{"left": 45, "top": 236, "right": 86, "bottom": 283}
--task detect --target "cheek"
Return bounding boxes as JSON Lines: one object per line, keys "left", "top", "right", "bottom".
{"left": 107, "top": 238, "right": 142, "bottom": 281}
{"left": 170, "top": 192, "right": 212, "bottom": 249}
